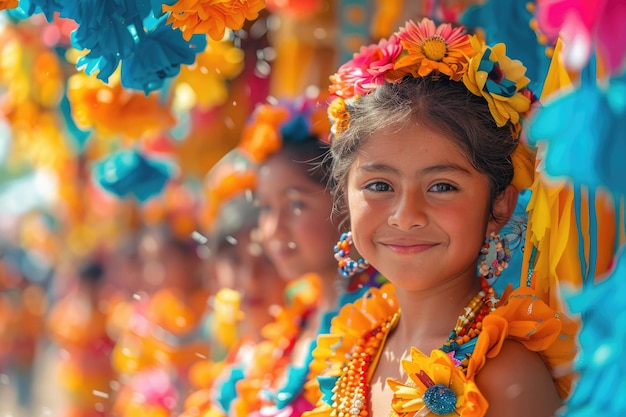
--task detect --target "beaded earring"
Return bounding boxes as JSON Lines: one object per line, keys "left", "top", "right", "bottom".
{"left": 478, "top": 231, "right": 512, "bottom": 280}
{"left": 334, "top": 231, "right": 369, "bottom": 277}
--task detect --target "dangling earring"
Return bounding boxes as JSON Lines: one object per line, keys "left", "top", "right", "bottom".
{"left": 334, "top": 231, "right": 369, "bottom": 277}
{"left": 478, "top": 232, "right": 511, "bottom": 280}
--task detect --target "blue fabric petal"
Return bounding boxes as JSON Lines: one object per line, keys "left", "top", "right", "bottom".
{"left": 596, "top": 73, "right": 626, "bottom": 194}
{"left": 216, "top": 365, "right": 246, "bottom": 413}
{"left": 120, "top": 15, "right": 207, "bottom": 94}
{"left": 11, "top": 0, "right": 63, "bottom": 21}
{"left": 93, "top": 149, "right": 173, "bottom": 203}
{"left": 281, "top": 114, "right": 310, "bottom": 143}
{"left": 563, "top": 247, "right": 626, "bottom": 416}
{"left": 528, "top": 74, "right": 626, "bottom": 191}
{"left": 461, "top": 0, "right": 551, "bottom": 96}
{"left": 317, "top": 375, "right": 340, "bottom": 405}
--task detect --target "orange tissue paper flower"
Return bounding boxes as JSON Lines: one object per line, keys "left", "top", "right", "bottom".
{"left": 164, "top": 0, "right": 267, "bottom": 41}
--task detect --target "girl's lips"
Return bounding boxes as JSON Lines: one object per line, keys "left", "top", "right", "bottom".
{"left": 382, "top": 242, "right": 437, "bottom": 254}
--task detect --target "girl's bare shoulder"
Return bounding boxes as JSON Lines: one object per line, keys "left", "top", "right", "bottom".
{"left": 475, "top": 340, "right": 563, "bottom": 417}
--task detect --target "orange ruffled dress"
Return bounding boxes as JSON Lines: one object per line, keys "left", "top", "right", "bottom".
{"left": 305, "top": 283, "right": 577, "bottom": 417}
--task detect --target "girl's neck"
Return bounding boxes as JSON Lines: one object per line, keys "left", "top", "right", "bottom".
{"left": 392, "top": 273, "right": 482, "bottom": 351}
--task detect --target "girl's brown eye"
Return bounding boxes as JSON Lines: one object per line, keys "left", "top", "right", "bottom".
{"left": 365, "top": 182, "right": 391, "bottom": 192}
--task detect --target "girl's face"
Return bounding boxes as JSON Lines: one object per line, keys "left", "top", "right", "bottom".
{"left": 346, "top": 124, "right": 502, "bottom": 291}
{"left": 212, "top": 228, "right": 285, "bottom": 320}
{"left": 256, "top": 153, "right": 339, "bottom": 281}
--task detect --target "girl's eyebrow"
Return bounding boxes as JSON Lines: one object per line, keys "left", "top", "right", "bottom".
{"left": 357, "top": 162, "right": 471, "bottom": 176}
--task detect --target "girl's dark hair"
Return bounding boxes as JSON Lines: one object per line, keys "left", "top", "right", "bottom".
{"left": 330, "top": 76, "right": 518, "bottom": 222}
{"left": 277, "top": 135, "right": 332, "bottom": 187}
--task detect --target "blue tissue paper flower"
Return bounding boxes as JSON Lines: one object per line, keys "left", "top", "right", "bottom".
{"left": 93, "top": 149, "right": 174, "bottom": 202}
{"left": 121, "top": 14, "right": 207, "bottom": 94}
{"left": 11, "top": 0, "right": 63, "bottom": 21}
{"left": 528, "top": 73, "right": 626, "bottom": 193}
{"left": 562, "top": 247, "right": 626, "bottom": 416}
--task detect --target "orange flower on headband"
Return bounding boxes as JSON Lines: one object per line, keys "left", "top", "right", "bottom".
{"left": 238, "top": 104, "right": 290, "bottom": 162}
{"left": 201, "top": 169, "right": 257, "bottom": 231}
{"left": 388, "top": 18, "right": 475, "bottom": 82}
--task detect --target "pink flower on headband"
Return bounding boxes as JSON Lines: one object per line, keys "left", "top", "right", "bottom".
{"left": 329, "top": 35, "right": 403, "bottom": 98}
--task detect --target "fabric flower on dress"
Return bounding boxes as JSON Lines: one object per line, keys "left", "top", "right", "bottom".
{"left": 463, "top": 36, "right": 531, "bottom": 130}
{"left": 388, "top": 348, "right": 487, "bottom": 417}
{"left": 163, "top": 0, "right": 266, "bottom": 41}
{"left": 389, "top": 18, "right": 475, "bottom": 82}
{"left": 329, "top": 34, "right": 403, "bottom": 98}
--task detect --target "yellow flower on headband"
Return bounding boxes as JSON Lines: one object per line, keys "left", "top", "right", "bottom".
{"left": 463, "top": 36, "right": 531, "bottom": 129}
{"left": 328, "top": 97, "right": 352, "bottom": 136}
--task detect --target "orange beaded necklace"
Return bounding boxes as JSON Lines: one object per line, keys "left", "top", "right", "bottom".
{"left": 328, "top": 277, "right": 497, "bottom": 417}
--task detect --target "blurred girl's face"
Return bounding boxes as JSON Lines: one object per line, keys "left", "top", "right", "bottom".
{"left": 139, "top": 233, "right": 199, "bottom": 294}
{"left": 256, "top": 153, "right": 339, "bottom": 281}
{"left": 212, "top": 228, "right": 285, "bottom": 321}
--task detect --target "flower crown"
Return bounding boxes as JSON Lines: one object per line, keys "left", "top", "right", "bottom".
{"left": 328, "top": 17, "right": 535, "bottom": 139}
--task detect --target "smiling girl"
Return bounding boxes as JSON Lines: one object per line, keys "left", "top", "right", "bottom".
{"left": 305, "top": 18, "right": 577, "bottom": 417}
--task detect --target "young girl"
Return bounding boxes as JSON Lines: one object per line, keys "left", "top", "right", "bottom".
{"left": 179, "top": 150, "right": 286, "bottom": 417}
{"left": 305, "top": 18, "right": 576, "bottom": 417}
{"left": 222, "top": 96, "right": 385, "bottom": 416}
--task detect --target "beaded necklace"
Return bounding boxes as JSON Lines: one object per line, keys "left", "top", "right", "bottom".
{"left": 328, "top": 277, "right": 497, "bottom": 417}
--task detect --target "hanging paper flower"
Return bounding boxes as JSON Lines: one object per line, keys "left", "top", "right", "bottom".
{"left": 564, "top": 248, "right": 626, "bottom": 417}
{"left": 528, "top": 72, "right": 626, "bottom": 193}
{"left": 388, "top": 348, "right": 486, "bottom": 417}
{"left": 463, "top": 36, "right": 531, "bottom": 129}
{"left": 0, "top": 0, "right": 18, "bottom": 11}
{"left": 389, "top": 18, "right": 475, "bottom": 82}
{"left": 120, "top": 14, "right": 208, "bottom": 94}
{"left": 67, "top": 71, "right": 176, "bottom": 139}
{"left": 329, "top": 34, "right": 403, "bottom": 98}
{"left": 536, "top": 0, "right": 626, "bottom": 74}
{"left": 93, "top": 149, "right": 175, "bottom": 202}
{"left": 11, "top": 0, "right": 62, "bottom": 21}
{"left": 163, "top": 0, "right": 266, "bottom": 41}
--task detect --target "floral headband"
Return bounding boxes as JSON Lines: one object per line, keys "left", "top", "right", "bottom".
{"left": 200, "top": 150, "right": 258, "bottom": 232}
{"left": 328, "top": 18, "right": 535, "bottom": 139}
{"left": 237, "top": 95, "right": 331, "bottom": 163}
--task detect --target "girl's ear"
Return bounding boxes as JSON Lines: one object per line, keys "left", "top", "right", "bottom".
{"left": 488, "top": 185, "right": 519, "bottom": 233}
